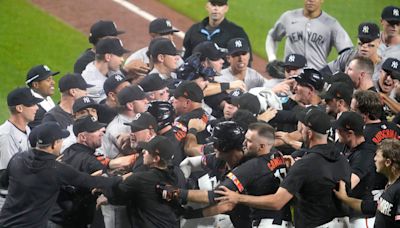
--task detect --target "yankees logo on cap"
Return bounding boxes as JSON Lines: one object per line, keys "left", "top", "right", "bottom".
{"left": 284, "top": 54, "right": 307, "bottom": 69}
{"left": 382, "top": 58, "right": 400, "bottom": 80}
{"left": 149, "top": 18, "right": 179, "bottom": 35}
{"left": 381, "top": 6, "right": 400, "bottom": 22}
{"left": 358, "top": 22, "right": 380, "bottom": 43}
{"left": 227, "top": 37, "right": 249, "bottom": 56}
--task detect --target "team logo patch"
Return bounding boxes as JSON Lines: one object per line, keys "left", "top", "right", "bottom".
{"left": 83, "top": 96, "right": 91, "bottom": 103}
{"left": 115, "top": 74, "right": 124, "bottom": 81}
{"left": 166, "top": 20, "right": 172, "bottom": 28}
{"left": 391, "top": 61, "right": 399, "bottom": 69}
{"left": 288, "top": 55, "right": 295, "bottom": 62}
{"left": 234, "top": 40, "right": 242, "bottom": 48}
{"left": 43, "top": 65, "right": 51, "bottom": 72}
{"left": 226, "top": 172, "right": 244, "bottom": 192}
{"left": 393, "top": 9, "right": 399, "bottom": 17}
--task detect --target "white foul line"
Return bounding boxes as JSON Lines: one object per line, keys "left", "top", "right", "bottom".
{"left": 111, "top": 0, "right": 186, "bottom": 39}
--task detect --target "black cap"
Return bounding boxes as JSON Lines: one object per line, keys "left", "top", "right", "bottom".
{"left": 297, "top": 107, "right": 331, "bottom": 134}
{"left": 358, "top": 22, "right": 380, "bottom": 43}
{"left": 72, "top": 96, "right": 99, "bottom": 113}
{"left": 26, "top": 65, "right": 59, "bottom": 85}
{"left": 284, "top": 54, "right": 307, "bottom": 68}
{"left": 103, "top": 73, "right": 128, "bottom": 95}
{"left": 176, "top": 54, "right": 217, "bottom": 81}
{"left": 124, "top": 112, "right": 158, "bottom": 133}
{"left": 325, "top": 72, "right": 354, "bottom": 89}
{"left": 58, "top": 73, "right": 94, "bottom": 92}
{"left": 117, "top": 85, "right": 146, "bottom": 105}
{"left": 382, "top": 58, "right": 400, "bottom": 80}
{"left": 231, "top": 93, "right": 261, "bottom": 115}
{"left": 73, "top": 115, "right": 106, "bottom": 136}
{"left": 139, "top": 73, "right": 169, "bottom": 92}
{"left": 33, "top": 122, "right": 70, "bottom": 146}
{"left": 227, "top": 38, "right": 250, "bottom": 56}
{"left": 225, "top": 89, "right": 244, "bottom": 104}
{"left": 142, "top": 136, "right": 174, "bottom": 161}
{"left": 321, "top": 82, "right": 354, "bottom": 105}
{"left": 381, "top": 6, "right": 400, "bottom": 22}
{"left": 266, "top": 60, "right": 285, "bottom": 79}
{"left": 294, "top": 68, "right": 324, "bottom": 91}
{"left": 173, "top": 81, "right": 204, "bottom": 102}
{"left": 332, "top": 111, "right": 364, "bottom": 134}
{"left": 209, "top": 0, "right": 228, "bottom": 6}
{"left": 149, "top": 38, "right": 179, "bottom": 57}
{"left": 7, "top": 87, "right": 43, "bottom": 106}
{"left": 149, "top": 18, "right": 179, "bottom": 35}
{"left": 95, "top": 37, "right": 130, "bottom": 56}
{"left": 193, "top": 41, "right": 225, "bottom": 61}
{"left": 89, "top": 20, "right": 124, "bottom": 44}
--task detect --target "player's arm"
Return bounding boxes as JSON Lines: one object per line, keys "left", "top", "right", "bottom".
{"left": 203, "top": 81, "right": 246, "bottom": 97}
{"left": 333, "top": 180, "right": 362, "bottom": 212}
{"left": 350, "top": 173, "right": 361, "bottom": 189}
{"left": 265, "top": 13, "right": 287, "bottom": 61}
{"left": 179, "top": 156, "right": 203, "bottom": 179}
{"left": 215, "top": 186, "right": 292, "bottom": 210}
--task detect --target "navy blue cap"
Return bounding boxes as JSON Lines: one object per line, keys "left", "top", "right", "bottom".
{"left": 295, "top": 68, "right": 324, "bottom": 91}
{"left": 227, "top": 38, "right": 250, "bottom": 56}
{"left": 143, "top": 135, "right": 174, "bottom": 161}
{"left": 96, "top": 37, "right": 130, "bottom": 56}
{"left": 284, "top": 54, "right": 307, "bottom": 68}
{"left": 32, "top": 122, "right": 70, "bottom": 146}
{"left": 193, "top": 41, "right": 225, "bottom": 61}
{"left": 73, "top": 115, "right": 106, "bottom": 136}
{"left": 117, "top": 85, "right": 146, "bottom": 105}
{"left": 103, "top": 73, "right": 128, "bottom": 95}
{"left": 381, "top": 6, "right": 400, "bottom": 22}
{"left": 149, "top": 18, "right": 179, "bottom": 34}
{"left": 26, "top": 64, "right": 59, "bottom": 85}
{"left": 124, "top": 112, "right": 158, "bottom": 133}
{"left": 72, "top": 96, "right": 99, "bottom": 113}
{"left": 89, "top": 20, "right": 124, "bottom": 44}
{"left": 58, "top": 73, "right": 94, "bottom": 92}
{"left": 139, "top": 73, "right": 169, "bottom": 92}
{"left": 7, "top": 87, "right": 43, "bottom": 106}
{"left": 358, "top": 22, "right": 380, "bottom": 43}
{"left": 382, "top": 58, "right": 400, "bottom": 80}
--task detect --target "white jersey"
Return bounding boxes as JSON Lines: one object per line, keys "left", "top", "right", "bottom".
{"left": 82, "top": 62, "right": 107, "bottom": 103}
{"left": 0, "top": 121, "right": 30, "bottom": 169}
{"left": 125, "top": 47, "right": 150, "bottom": 65}
{"left": 102, "top": 114, "right": 133, "bottom": 159}
{"left": 267, "top": 9, "right": 353, "bottom": 70}
{"left": 216, "top": 67, "right": 266, "bottom": 90}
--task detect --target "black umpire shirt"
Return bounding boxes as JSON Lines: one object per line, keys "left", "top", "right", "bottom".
{"left": 0, "top": 149, "right": 120, "bottom": 228}
{"left": 106, "top": 166, "right": 185, "bottom": 228}
{"left": 280, "top": 143, "right": 351, "bottom": 228}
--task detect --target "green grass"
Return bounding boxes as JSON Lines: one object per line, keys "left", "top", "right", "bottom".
{"left": 160, "top": 0, "right": 393, "bottom": 60}
{"left": 0, "top": 0, "right": 88, "bottom": 122}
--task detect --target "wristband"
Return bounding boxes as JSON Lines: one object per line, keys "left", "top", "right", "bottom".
{"left": 188, "top": 128, "right": 198, "bottom": 135}
{"left": 180, "top": 189, "right": 189, "bottom": 201}
{"left": 220, "top": 83, "right": 230, "bottom": 92}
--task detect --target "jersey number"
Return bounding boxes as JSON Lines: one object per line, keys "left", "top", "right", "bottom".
{"left": 274, "top": 168, "right": 287, "bottom": 183}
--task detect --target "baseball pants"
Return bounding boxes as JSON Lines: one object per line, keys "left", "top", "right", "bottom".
{"left": 315, "top": 216, "right": 350, "bottom": 228}
{"left": 252, "top": 219, "right": 293, "bottom": 228}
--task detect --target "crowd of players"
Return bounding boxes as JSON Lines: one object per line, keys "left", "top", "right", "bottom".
{"left": 0, "top": 0, "right": 400, "bottom": 227}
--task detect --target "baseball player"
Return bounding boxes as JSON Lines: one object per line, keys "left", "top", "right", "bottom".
{"left": 378, "top": 6, "right": 400, "bottom": 60}
{"left": 265, "top": 0, "right": 353, "bottom": 70}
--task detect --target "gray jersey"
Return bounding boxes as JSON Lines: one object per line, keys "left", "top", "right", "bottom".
{"left": 216, "top": 67, "right": 266, "bottom": 90}
{"left": 82, "top": 62, "right": 107, "bottom": 103}
{"left": 373, "top": 44, "right": 400, "bottom": 83}
{"left": 102, "top": 114, "right": 133, "bottom": 159}
{"left": 125, "top": 47, "right": 150, "bottom": 66}
{"left": 268, "top": 9, "right": 353, "bottom": 70}
{"left": 326, "top": 48, "right": 358, "bottom": 74}
{"left": 0, "top": 121, "right": 30, "bottom": 169}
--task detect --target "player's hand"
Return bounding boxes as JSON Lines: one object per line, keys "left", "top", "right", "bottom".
{"left": 272, "top": 79, "right": 295, "bottom": 95}
{"left": 123, "top": 59, "right": 150, "bottom": 76}
{"left": 283, "top": 155, "right": 295, "bottom": 168}
{"left": 214, "top": 186, "right": 240, "bottom": 205}
{"left": 333, "top": 180, "right": 348, "bottom": 201}
{"left": 258, "top": 107, "right": 278, "bottom": 122}
{"left": 155, "top": 182, "right": 181, "bottom": 202}
{"left": 116, "top": 133, "right": 132, "bottom": 151}
{"left": 96, "top": 194, "right": 108, "bottom": 209}
{"left": 229, "top": 80, "right": 247, "bottom": 92}
{"left": 91, "top": 170, "right": 103, "bottom": 176}
{"left": 188, "top": 118, "right": 206, "bottom": 132}
{"left": 122, "top": 172, "right": 132, "bottom": 181}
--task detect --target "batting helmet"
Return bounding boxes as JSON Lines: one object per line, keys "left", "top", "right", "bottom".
{"left": 212, "top": 121, "right": 245, "bottom": 153}
{"left": 147, "top": 101, "right": 175, "bottom": 130}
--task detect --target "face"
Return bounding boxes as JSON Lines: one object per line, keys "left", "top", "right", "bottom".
{"left": 53, "top": 139, "right": 63, "bottom": 156}
{"left": 132, "top": 98, "right": 149, "bottom": 113}
{"left": 130, "top": 129, "right": 152, "bottom": 148}
{"left": 357, "top": 39, "right": 380, "bottom": 58}
{"left": 143, "top": 149, "right": 157, "bottom": 166}
{"left": 194, "top": 77, "right": 209, "bottom": 91}
{"left": 207, "top": 58, "right": 224, "bottom": 74}
{"left": 300, "top": 123, "right": 310, "bottom": 148}
{"left": 173, "top": 97, "right": 189, "bottom": 115}
{"left": 345, "top": 60, "right": 361, "bottom": 89}
{"left": 285, "top": 67, "right": 302, "bottom": 78}
{"left": 294, "top": 84, "right": 313, "bottom": 104}
{"left": 82, "top": 128, "right": 105, "bottom": 149}
{"left": 223, "top": 102, "right": 238, "bottom": 119}
{"left": 21, "top": 104, "right": 39, "bottom": 122}
{"left": 325, "top": 98, "right": 338, "bottom": 115}
{"left": 229, "top": 52, "right": 249, "bottom": 73}
{"left": 162, "top": 54, "right": 180, "bottom": 71}
{"left": 72, "top": 88, "right": 88, "bottom": 99}
{"left": 108, "top": 54, "right": 125, "bottom": 71}
{"left": 153, "top": 87, "right": 170, "bottom": 101}
{"left": 244, "top": 130, "right": 260, "bottom": 157}
{"left": 378, "top": 70, "right": 395, "bottom": 94}
{"left": 75, "top": 107, "right": 98, "bottom": 120}
{"left": 206, "top": 2, "right": 228, "bottom": 23}
{"left": 381, "top": 19, "right": 400, "bottom": 37}
{"left": 350, "top": 98, "right": 359, "bottom": 113}
{"left": 33, "top": 76, "right": 55, "bottom": 97}
{"left": 374, "top": 150, "right": 388, "bottom": 174}
{"left": 304, "top": 0, "right": 323, "bottom": 13}
{"left": 336, "top": 128, "right": 350, "bottom": 145}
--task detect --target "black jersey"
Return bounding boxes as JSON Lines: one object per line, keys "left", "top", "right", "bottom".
{"left": 218, "top": 151, "right": 292, "bottom": 224}
{"left": 173, "top": 108, "right": 210, "bottom": 144}
{"left": 281, "top": 143, "right": 351, "bottom": 228}
{"left": 374, "top": 178, "right": 400, "bottom": 228}
{"left": 364, "top": 121, "right": 400, "bottom": 146}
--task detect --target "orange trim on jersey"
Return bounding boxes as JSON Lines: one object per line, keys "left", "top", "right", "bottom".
{"left": 227, "top": 172, "right": 244, "bottom": 192}
{"left": 267, "top": 157, "right": 285, "bottom": 171}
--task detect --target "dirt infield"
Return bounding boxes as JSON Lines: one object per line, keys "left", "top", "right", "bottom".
{"left": 31, "top": 0, "right": 267, "bottom": 73}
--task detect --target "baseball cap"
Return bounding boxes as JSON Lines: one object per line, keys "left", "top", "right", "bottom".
{"left": 139, "top": 73, "right": 169, "bottom": 92}
{"left": 103, "top": 73, "right": 128, "bottom": 95}
{"left": 227, "top": 38, "right": 250, "bottom": 56}
{"left": 73, "top": 115, "right": 106, "bottom": 136}
{"left": 332, "top": 111, "right": 364, "bottom": 134}
{"left": 117, "top": 85, "right": 146, "bottom": 105}
{"left": 149, "top": 18, "right": 179, "bottom": 35}
{"left": 266, "top": 60, "right": 285, "bottom": 79}
{"left": 382, "top": 58, "right": 400, "bottom": 80}
{"left": 381, "top": 6, "right": 400, "bottom": 22}
{"left": 231, "top": 92, "right": 261, "bottom": 115}
{"left": 284, "top": 54, "right": 307, "bottom": 69}
{"left": 149, "top": 38, "right": 179, "bottom": 57}
{"left": 26, "top": 65, "right": 59, "bottom": 85}
{"left": 173, "top": 81, "right": 204, "bottom": 102}
{"left": 209, "top": 0, "right": 228, "bottom": 6}
{"left": 58, "top": 73, "right": 94, "bottom": 93}
{"left": 225, "top": 89, "right": 244, "bottom": 104}
{"left": 358, "top": 22, "right": 380, "bottom": 43}
{"left": 176, "top": 53, "right": 218, "bottom": 81}
{"left": 7, "top": 87, "right": 43, "bottom": 106}
{"left": 124, "top": 112, "right": 158, "bottom": 133}
{"left": 294, "top": 68, "right": 324, "bottom": 91}
{"left": 72, "top": 96, "right": 99, "bottom": 114}
{"left": 33, "top": 122, "right": 70, "bottom": 146}
{"left": 142, "top": 136, "right": 175, "bottom": 161}
{"left": 89, "top": 20, "right": 124, "bottom": 44}
{"left": 296, "top": 107, "right": 331, "bottom": 134}
{"left": 324, "top": 72, "right": 354, "bottom": 89}
{"left": 321, "top": 82, "right": 354, "bottom": 105}
{"left": 95, "top": 37, "right": 130, "bottom": 56}
{"left": 192, "top": 41, "right": 225, "bottom": 61}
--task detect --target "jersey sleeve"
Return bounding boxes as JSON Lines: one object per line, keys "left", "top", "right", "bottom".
{"left": 280, "top": 158, "right": 308, "bottom": 194}
{"left": 268, "top": 12, "right": 289, "bottom": 41}
{"left": 0, "top": 134, "right": 19, "bottom": 170}
{"left": 326, "top": 48, "right": 355, "bottom": 74}
{"left": 331, "top": 20, "right": 353, "bottom": 53}
{"left": 349, "top": 151, "right": 374, "bottom": 180}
